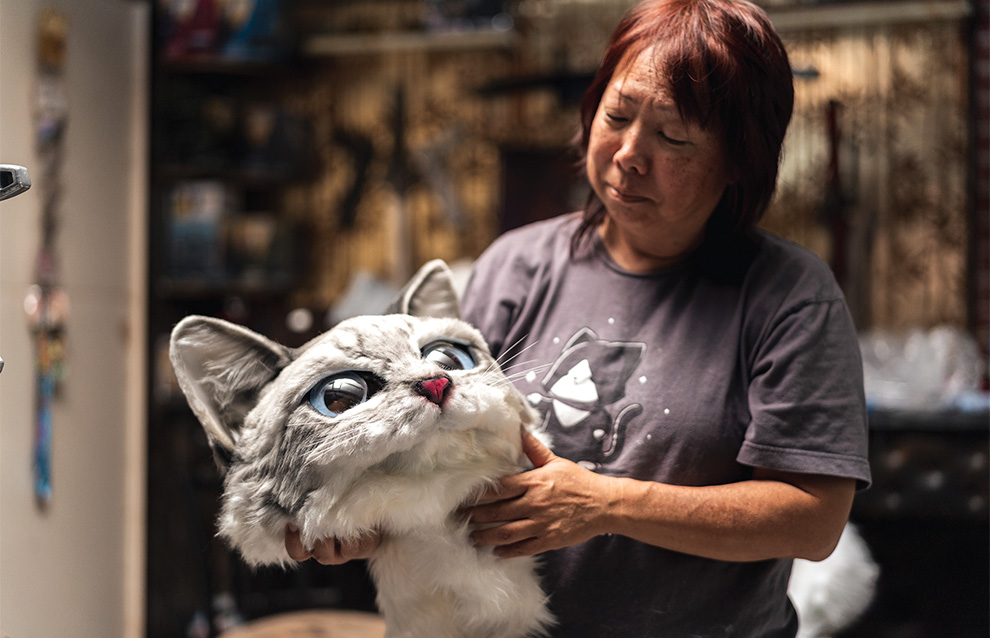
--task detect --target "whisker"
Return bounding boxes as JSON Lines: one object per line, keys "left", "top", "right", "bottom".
{"left": 494, "top": 334, "right": 531, "bottom": 361}
{"left": 499, "top": 357, "right": 548, "bottom": 375}
{"left": 284, "top": 422, "right": 368, "bottom": 457}
{"left": 484, "top": 363, "right": 547, "bottom": 386}
{"left": 482, "top": 362, "right": 553, "bottom": 388}
{"left": 503, "top": 363, "right": 552, "bottom": 380}
{"left": 481, "top": 340, "right": 542, "bottom": 382}
{"left": 492, "top": 337, "right": 540, "bottom": 371}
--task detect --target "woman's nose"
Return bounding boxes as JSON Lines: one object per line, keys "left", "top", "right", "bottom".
{"left": 614, "top": 127, "right": 649, "bottom": 175}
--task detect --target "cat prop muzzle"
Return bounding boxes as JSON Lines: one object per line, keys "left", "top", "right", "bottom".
{"left": 416, "top": 375, "right": 451, "bottom": 406}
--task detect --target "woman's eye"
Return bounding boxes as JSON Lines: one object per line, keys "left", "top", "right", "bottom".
{"left": 660, "top": 131, "right": 688, "bottom": 146}
{"left": 422, "top": 340, "right": 476, "bottom": 371}
{"left": 308, "top": 372, "right": 374, "bottom": 417}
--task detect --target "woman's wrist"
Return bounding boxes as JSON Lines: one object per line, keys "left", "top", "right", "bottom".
{"left": 593, "top": 474, "right": 646, "bottom": 538}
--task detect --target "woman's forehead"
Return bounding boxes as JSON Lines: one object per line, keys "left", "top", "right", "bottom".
{"left": 608, "top": 44, "right": 720, "bottom": 133}
{"left": 609, "top": 47, "right": 675, "bottom": 102}
{"left": 605, "top": 53, "right": 685, "bottom": 124}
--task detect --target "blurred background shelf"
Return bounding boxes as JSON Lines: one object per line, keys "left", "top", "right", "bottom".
{"left": 304, "top": 27, "right": 515, "bottom": 57}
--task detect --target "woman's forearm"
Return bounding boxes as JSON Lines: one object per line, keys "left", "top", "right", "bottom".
{"left": 601, "top": 470, "right": 855, "bottom": 562}
{"left": 466, "top": 431, "right": 856, "bottom": 562}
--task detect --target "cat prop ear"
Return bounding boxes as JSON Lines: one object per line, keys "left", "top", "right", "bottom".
{"left": 387, "top": 259, "right": 462, "bottom": 319}
{"left": 169, "top": 316, "right": 292, "bottom": 469}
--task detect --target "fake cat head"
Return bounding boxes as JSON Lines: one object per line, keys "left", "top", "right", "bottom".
{"left": 169, "top": 259, "right": 465, "bottom": 467}
{"left": 168, "top": 260, "right": 535, "bottom": 564}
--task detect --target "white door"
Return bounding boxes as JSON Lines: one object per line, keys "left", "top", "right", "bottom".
{"left": 0, "top": 1, "right": 148, "bottom": 636}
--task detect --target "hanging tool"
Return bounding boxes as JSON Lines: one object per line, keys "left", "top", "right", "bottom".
{"left": 0, "top": 165, "right": 32, "bottom": 374}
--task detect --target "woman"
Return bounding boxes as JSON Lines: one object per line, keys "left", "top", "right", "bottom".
{"left": 457, "top": 0, "right": 870, "bottom": 635}
{"left": 288, "top": 0, "right": 871, "bottom": 634}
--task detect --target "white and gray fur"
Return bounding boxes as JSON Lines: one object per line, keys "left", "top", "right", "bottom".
{"left": 789, "top": 522, "right": 878, "bottom": 638}
{"left": 169, "top": 260, "right": 553, "bottom": 638}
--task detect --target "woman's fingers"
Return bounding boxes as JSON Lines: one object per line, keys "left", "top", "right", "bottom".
{"left": 284, "top": 524, "right": 381, "bottom": 565}
{"left": 492, "top": 537, "right": 545, "bottom": 559}
{"left": 337, "top": 533, "right": 381, "bottom": 561}
{"left": 464, "top": 493, "right": 526, "bottom": 524}
{"left": 470, "top": 473, "right": 530, "bottom": 504}
{"left": 285, "top": 524, "right": 312, "bottom": 561}
{"left": 469, "top": 519, "right": 537, "bottom": 548}
{"left": 520, "top": 427, "right": 556, "bottom": 467}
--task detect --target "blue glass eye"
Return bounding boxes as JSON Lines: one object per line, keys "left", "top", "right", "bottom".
{"left": 422, "top": 340, "right": 476, "bottom": 371}
{"left": 309, "top": 372, "right": 374, "bottom": 417}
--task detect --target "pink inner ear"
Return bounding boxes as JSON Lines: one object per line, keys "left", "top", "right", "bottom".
{"left": 417, "top": 377, "right": 450, "bottom": 405}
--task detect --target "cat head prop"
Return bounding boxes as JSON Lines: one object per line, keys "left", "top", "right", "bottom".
{"left": 169, "top": 260, "right": 537, "bottom": 566}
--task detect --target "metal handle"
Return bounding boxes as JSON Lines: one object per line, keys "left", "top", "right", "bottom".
{"left": 0, "top": 164, "right": 31, "bottom": 201}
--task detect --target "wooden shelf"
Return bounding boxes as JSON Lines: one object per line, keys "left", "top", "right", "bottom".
{"left": 156, "top": 276, "right": 294, "bottom": 300}
{"left": 303, "top": 27, "right": 514, "bottom": 57}
{"left": 157, "top": 56, "right": 300, "bottom": 76}
{"left": 767, "top": 0, "right": 971, "bottom": 32}
{"left": 154, "top": 163, "right": 305, "bottom": 186}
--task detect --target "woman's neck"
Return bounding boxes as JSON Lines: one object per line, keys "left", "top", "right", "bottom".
{"left": 598, "top": 217, "right": 703, "bottom": 273}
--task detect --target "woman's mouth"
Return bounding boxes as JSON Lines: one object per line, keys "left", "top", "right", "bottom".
{"left": 607, "top": 184, "right": 649, "bottom": 204}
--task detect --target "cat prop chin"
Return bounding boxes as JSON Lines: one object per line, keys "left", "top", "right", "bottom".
{"left": 170, "top": 259, "right": 554, "bottom": 638}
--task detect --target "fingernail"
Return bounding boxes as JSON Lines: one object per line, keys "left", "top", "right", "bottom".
{"left": 287, "top": 523, "right": 298, "bottom": 532}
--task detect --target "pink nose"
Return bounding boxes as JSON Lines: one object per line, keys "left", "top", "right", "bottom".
{"left": 416, "top": 376, "right": 450, "bottom": 405}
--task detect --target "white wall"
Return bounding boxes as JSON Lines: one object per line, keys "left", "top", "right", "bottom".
{"left": 0, "top": 1, "right": 147, "bottom": 636}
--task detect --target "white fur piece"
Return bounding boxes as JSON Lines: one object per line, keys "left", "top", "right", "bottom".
{"left": 374, "top": 524, "right": 552, "bottom": 638}
{"left": 789, "top": 523, "right": 879, "bottom": 638}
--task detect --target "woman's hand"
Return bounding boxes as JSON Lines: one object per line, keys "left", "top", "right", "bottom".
{"left": 463, "top": 428, "right": 619, "bottom": 558}
{"left": 284, "top": 525, "right": 380, "bottom": 565}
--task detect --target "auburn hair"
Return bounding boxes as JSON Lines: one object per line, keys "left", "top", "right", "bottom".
{"left": 572, "top": 0, "right": 794, "bottom": 251}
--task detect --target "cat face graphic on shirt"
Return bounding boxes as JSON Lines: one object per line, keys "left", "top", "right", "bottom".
{"left": 528, "top": 327, "right": 645, "bottom": 469}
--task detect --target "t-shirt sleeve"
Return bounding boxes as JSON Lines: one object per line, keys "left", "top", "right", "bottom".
{"left": 461, "top": 213, "right": 575, "bottom": 358}
{"left": 460, "top": 239, "right": 528, "bottom": 358}
{"left": 738, "top": 294, "right": 872, "bottom": 489}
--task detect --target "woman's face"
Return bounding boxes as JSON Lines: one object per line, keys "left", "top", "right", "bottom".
{"left": 586, "top": 48, "right": 733, "bottom": 272}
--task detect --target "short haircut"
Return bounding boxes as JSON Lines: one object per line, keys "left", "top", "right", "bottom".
{"left": 573, "top": 0, "right": 794, "bottom": 250}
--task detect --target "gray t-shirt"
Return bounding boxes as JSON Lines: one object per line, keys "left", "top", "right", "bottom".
{"left": 461, "top": 213, "right": 871, "bottom": 638}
